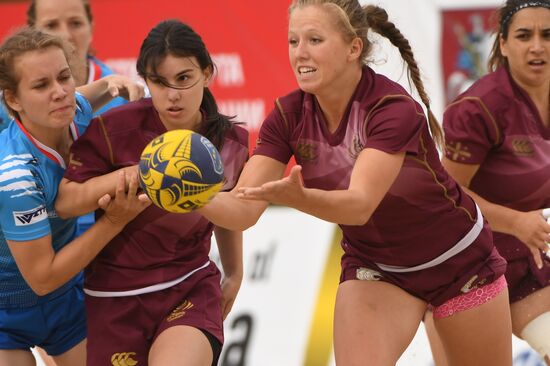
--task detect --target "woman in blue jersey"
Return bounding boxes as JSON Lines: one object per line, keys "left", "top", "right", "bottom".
{"left": 0, "top": 0, "right": 129, "bottom": 130}
{"left": 0, "top": 28, "right": 149, "bottom": 366}
{"left": 26, "top": 0, "right": 136, "bottom": 241}
{"left": 27, "top": 0, "right": 128, "bottom": 116}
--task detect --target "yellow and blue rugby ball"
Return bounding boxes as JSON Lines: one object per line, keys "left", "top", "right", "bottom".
{"left": 139, "top": 129, "right": 224, "bottom": 213}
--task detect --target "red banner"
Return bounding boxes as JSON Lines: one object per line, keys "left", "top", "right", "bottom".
{"left": 0, "top": 0, "right": 297, "bottom": 155}
{"left": 441, "top": 7, "right": 496, "bottom": 104}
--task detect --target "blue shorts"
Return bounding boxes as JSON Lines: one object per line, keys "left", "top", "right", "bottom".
{"left": 0, "top": 284, "right": 86, "bottom": 356}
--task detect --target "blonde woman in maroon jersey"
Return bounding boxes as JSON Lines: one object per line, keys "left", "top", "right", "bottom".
{"left": 199, "top": 0, "right": 514, "bottom": 364}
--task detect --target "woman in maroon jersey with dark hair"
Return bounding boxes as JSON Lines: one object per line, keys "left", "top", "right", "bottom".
{"left": 426, "top": 0, "right": 550, "bottom": 364}
{"left": 199, "top": 0, "right": 513, "bottom": 364}
{"left": 56, "top": 19, "right": 249, "bottom": 366}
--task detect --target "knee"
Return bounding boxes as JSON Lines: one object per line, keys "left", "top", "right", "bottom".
{"left": 520, "top": 312, "right": 550, "bottom": 359}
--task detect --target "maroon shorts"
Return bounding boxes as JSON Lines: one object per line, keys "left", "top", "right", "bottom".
{"left": 341, "top": 225, "right": 507, "bottom": 306}
{"left": 85, "top": 262, "right": 223, "bottom": 366}
{"left": 505, "top": 254, "right": 550, "bottom": 303}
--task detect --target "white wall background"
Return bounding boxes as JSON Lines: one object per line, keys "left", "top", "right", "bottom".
{"left": 360, "top": 0, "right": 501, "bottom": 120}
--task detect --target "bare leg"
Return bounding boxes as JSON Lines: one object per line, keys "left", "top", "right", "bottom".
{"left": 0, "top": 349, "right": 36, "bottom": 366}
{"left": 423, "top": 311, "right": 449, "bottom": 366}
{"left": 51, "top": 339, "right": 86, "bottom": 366}
{"left": 333, "top": 280, "right": 427, "bottom": 366}
{"left": 149, "top": 325, "right": 213, "bottom": 366}
{"left": 435, "top": 289, "right": 512, "bottom": 366}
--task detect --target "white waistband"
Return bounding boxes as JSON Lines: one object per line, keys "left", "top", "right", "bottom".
{"left": 83, "top": 261, "right": 211, "bottom": 297}
{"left": 375, "top": 204, "right": 484, "bottom": 273}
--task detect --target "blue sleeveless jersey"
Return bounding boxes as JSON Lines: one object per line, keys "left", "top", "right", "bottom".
{"left": 0, "top": 93, "right": 92, "bottom": 308}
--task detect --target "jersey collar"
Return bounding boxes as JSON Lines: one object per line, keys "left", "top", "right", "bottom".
{"left": 15, "top": 119, "right": 79, "bottom": 169}
{"left": 87, "top": 57, "right": 103, "bottom": 84}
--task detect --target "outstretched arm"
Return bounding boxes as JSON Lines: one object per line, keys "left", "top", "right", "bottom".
{"left": 238, "top": 148, "right": 405, "bottom": 226}
{"left": 442, "top": 157, "right": 550, "bottom": 268}
{"left": 9, "top": 171, "right": 150, "bottom": 296}
{"left": 76, "top": 75, "right": 144, "bottom": 113}
{"left": 198, "top": 155, "right": 287, "bottom": 231}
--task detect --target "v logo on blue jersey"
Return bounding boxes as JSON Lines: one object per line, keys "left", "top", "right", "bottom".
{"left": 13, "top": 205, "right": 47, "bottom": 226}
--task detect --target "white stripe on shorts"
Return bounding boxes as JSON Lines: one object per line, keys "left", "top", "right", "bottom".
{"left": 83, "top": 261, "right": 210, "bottom": 297}
{"left": 375, "top": 204, "right": 484, "bottom": 273}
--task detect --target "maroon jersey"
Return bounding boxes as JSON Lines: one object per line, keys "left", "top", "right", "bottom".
{"left": 64, "top": 98, "right": 248, "bottom": 292}
{"left": 444, "top": 66, "right": 550, "bottom": 299}
{"left": 255, "top": 66, "right": 486, "bottom": 268}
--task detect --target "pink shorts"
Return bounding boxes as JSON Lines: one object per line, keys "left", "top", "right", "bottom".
{"left": 85, "top": 262, "right": 223, "bottom": 366}
{"left": 431, "top": 275, "right": 507, "bottom": 318}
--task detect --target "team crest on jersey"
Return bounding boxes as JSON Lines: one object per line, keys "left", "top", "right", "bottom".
{"left": 167, "top": 299, "right": 194, "bottom": 322}
{"left": 111, "top": 352, "right": 138, "bottom": 366}
{"left": 445, "top": 141, "right": 472, "bottom": 161}
{"left": 511, "top": 138, "right": 534, "bottom": 156}
{"left": 13, "top": 205, "right": 47, "bottom": 226}
{"left": 295, "top": 141, "right": 318, "bottom": 162}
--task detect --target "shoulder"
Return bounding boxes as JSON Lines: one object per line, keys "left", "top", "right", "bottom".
{"left": 0, "top": 133, "right": 37, "bottom": 198}
{"left": 0, "top": 124, "right": 25, "bottom": 154}
{"left": 447, "top": 68, "right": 511, "bottom": 114}
{"left": 274, "top": 89, "right": 306, "bottom": 117}
{"left": 224, "top": 124, "right": 249, "bottom": 148}
{"left": 356, "top": 66, "right": 424, "bottom": 118}
{"left": 89, "top": 56, "right": 115, "bottom": 76}
{"left": 98, "top": 98, "right": 156, "bottom": 132}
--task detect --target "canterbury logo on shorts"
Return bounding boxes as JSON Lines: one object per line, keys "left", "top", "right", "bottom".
{"left": 111, "top": 352, "right": 138, "bottom": 366}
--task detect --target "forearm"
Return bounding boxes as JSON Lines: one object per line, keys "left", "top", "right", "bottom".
{"left": 214, "top": 226, "right": 243, "bottom": 279}
{"left": 56, "top": 168, "right": 131, "bottom": 218}
{"left": 462, "top": 186, "right": 522, "bottom": 235}
{"left": 76, "top": 76, "right": 115, "bottom": 112}
{"left": 199, "top": 191, "right": 268, "bottom": 231}
{"left": 293, "top": 187, "right": 376, "bottom": 225}
{"left": 29, "top": 216, "right": 123, "bottom": 295}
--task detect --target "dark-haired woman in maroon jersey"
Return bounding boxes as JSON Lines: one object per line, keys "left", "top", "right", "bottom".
{"left": 426, "top": 0, "right": 550, "bottom": 364}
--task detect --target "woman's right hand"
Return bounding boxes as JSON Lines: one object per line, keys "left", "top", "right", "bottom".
{"left": 512, "top": 209, "right": 550, "bottom": 269}
{"left": 98, "top": 170, "right": 151, "bottom": 227}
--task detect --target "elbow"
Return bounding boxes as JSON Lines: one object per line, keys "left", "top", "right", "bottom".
{"left": 54, "top": 201, "right": 71, "bottom": 220}
{"left": 234, "top": 217, "right": 257, "bottom": 231}
{"left": 341, "top": 208, "right": 373, "bottom": 226}
{"left": 342, "top": 216, "right": 369, "bottom": 226}
{"left": 216, "top": 218, "right": 256, "bottom": 232}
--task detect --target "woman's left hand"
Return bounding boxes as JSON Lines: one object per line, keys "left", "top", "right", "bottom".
{"left": 104, "top": 75, "right": 145, "bottom": 102}
{"left": 237, "top": 165, "right": 305, "bottom": 206}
